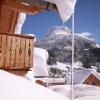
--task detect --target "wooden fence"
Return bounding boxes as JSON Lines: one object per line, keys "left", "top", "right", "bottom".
{"left": 0, "top": 33, "right": 35, "bottom": 70}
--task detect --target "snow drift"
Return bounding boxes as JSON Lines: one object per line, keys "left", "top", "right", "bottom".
{"left": 0, "top": 69, "right": 68, "bottom": 100}
{"left": 33, "top": 47, "right": 49, "bottom": 77}
{"left": 49, "top": 84, "right": 100, "bottom": 100}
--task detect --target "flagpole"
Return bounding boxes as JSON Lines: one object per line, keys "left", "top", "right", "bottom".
{"left": 71, "top": 13, "right": 75, "bottom": 100}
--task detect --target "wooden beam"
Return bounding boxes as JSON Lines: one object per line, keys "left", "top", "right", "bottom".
{"left": 9, "top": 11, "right": 18, "bottom": 33}
{"left": 0, "top": 0, "right": 3, "bottom": 28}
{"left": 2, "top": 0, "right": 57, "bottom": 14}
{"left": 17, "top": 0, "right": 57, "bottom": 11}
{"left": 0, "top": 32, "right": 35, "bottom": 39}
{"left": 2, "top": 1, "right": 43, "bottom": 15}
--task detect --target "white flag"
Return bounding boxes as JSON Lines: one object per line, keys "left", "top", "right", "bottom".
{"left": 44, "top": 0, "right": 77, "bottom": 22}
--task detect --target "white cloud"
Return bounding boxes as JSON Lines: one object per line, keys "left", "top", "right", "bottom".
{"left": 81, "top": 32, "right": 92, "bottom": 37}
{"left": 76, "top": 32, "right": 95, "bottom": 41}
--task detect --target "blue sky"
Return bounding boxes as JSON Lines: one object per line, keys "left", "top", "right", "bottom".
{"left": 22, "top": 0, "right": 100, "bottom": 43}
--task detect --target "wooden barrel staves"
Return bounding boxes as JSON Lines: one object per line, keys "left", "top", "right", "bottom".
{"left": 0, "top": 32, "right": 35, "bottom": 76}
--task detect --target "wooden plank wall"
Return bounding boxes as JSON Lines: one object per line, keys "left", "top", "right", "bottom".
{"left": 83, "top": 74, "right": 100, "bottom": 87}
{"left": 0, "top": 33, "right": 34, "bottom": 70}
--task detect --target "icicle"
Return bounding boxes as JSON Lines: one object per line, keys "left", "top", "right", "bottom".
{"left": 62, "top": 21, "right": 66, "bottom": 28}
{"left": 61, "top": 21, "right": 67, "bottom": 32}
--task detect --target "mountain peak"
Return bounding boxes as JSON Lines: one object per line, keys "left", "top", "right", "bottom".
{"left": 46, "top": 26, "right": 71, "bottom": 36}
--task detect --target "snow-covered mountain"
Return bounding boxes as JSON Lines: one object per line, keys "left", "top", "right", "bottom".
{"left": 37, "top": 26, "right": 94, "bottom": 50}
{"left": 36, "top": 26, "right": 95, "bottom": 65}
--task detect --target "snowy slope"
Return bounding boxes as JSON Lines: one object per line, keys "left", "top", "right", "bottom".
{"left": 49, "top": 84, "right": 100, "bottom": 100}
{"left": 0, "top": 69, "right": 68, "bottom": 100}
{"left": 74, "top": 84, "right": 100, "bottom": 99}
{"left": 49, "top": 85, "right": 71, "bottom": 98}
{"left": 1, "top": 69, "right": 100, "bottom": 100}
{"left": 76, "top": 96, "right": 100, "bottom": 100}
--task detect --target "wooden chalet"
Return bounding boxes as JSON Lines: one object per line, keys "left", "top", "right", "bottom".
{"left": 0, "top": 0, "right": 56, "bottom": 76}
{"left": 74, "top": 69, "right": 100, "bottom": 87}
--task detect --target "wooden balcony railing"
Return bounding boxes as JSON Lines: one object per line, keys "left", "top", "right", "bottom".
{"left": 0, "top": 32, "right": 35, "bottom": 70}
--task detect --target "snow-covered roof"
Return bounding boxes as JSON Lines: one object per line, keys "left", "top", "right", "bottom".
{"left": 48, "top": 61, "right": 83, "bottom": 71}
{"left": 73, "top": 69, "right": 100, "bottom": 84}
{"left": 33, "top": 47, "right": 49, "bottom": 77}
{"left": 74, "top": 61, "right": 83, "bottom": 68}
{"left": 47, "top": 62, "right": 68, "bottom": 71}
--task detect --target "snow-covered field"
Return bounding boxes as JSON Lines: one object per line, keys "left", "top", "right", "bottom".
{"left": 0, "top": 69, "right": 100, "bottom": 100}
{"left": 1, "top": 69, "right": 100, "bottom": 100}
{"left": 74, "top": 84, "right": 100, "bottom": 99}
{"left": 49, "top": 84, "right": 100, "bottom": 100}
{"left": 0, "top": 69, "right": 67, "bottom": 100}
